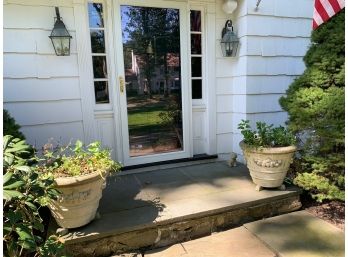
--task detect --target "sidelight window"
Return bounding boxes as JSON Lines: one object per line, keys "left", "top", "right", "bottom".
{"left": 88, "top": 2, "right": 110, "bottom": 104}
{"left": 190, "top": 10, "right": 203, "bottom": 100}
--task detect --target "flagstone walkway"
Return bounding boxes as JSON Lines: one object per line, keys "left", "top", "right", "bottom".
{"left": 131, "top": 210, "right": 344, "bottom": 257}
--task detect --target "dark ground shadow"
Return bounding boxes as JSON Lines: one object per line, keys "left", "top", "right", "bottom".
{"left": 67, "top": 174, "right": 166, "bottom": 235}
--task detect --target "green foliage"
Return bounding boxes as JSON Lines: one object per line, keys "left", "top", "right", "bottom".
{"left": 4, "top": 109, "right": 25, "bottom": 140}
{"left": 3, "top": 135, "right": 65, "bottom": 257}
{"left": 238, "top": 120, "right": 296, "bottom": 147}
{"left": 38, "top": 140, "right": 122, "bottom": 178}
{"left": 279, "top": 10, "right": 345, "bottom": 202}
{"left": 159, "top": 95, "right": 182, "bottom": 129}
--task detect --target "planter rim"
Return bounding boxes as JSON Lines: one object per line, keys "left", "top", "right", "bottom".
{"left": 54, "top": 170, "right": 108, "bottom": 187}
{"left": 239, "top": 141, "right": 297, "bottom": 154}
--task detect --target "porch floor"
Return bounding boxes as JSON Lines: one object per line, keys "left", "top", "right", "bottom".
{"left": 62, "top": 161, "right": 302, "bottom": 256}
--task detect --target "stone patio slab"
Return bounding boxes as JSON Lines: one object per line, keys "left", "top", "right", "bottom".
{"left": 99, "top": 174, "right": 154, "bottom": 213}
{"left": 62, "top": 162, "right": 302, "bottom": 256}
{"left": 145, "top": 227, "right": 276, "bottom": 257}
{"left": 65, "top": 184, "right": 300, "bottom": 243}
{"left": 244, "top": 210, "right": 345, "bottom": 257}
{"left": 134, "top": 168, "right": 190, "bottom": 186}
{"left": 140, "top": 181, "right": 213, "bottom": 202}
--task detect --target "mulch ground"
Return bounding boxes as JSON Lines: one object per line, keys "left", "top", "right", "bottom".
{"left": 300, "top": 194, "right": 345, "bottom": 231}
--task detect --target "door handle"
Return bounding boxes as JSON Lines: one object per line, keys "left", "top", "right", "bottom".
{"left": 119, "top": 76, "right": 125, "bottom": 93}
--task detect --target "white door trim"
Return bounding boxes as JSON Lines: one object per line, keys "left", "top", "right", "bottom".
{"left": 112, "top": 0, "right": 192, "bottom": 166}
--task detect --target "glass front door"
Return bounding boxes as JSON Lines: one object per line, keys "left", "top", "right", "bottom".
{"left": 117, "top": 2, "right": 190, "bottom": 165}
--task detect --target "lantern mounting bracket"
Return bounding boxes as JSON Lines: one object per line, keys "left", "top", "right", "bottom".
{"left": 221, "top": 20, "right": 233, "bottom": 39}
{"left": 55, "top": 6, "right": 61, "bottom": 21}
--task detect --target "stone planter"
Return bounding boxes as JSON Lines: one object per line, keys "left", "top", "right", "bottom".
{"left": 239, "top": 141, "right": 296, "bottom": 191}
{"left": 49, "top": 171, "right": 107, "bottom": 229}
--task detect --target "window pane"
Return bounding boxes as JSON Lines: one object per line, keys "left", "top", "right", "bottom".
{"left": 92, "top": 56, "right": 108, "bottom": 78}
{"left": 192, "top": 80, "right": 202, "bottom": 99}
{"left": 94, "top": 81, "right": 110, "bottom": 103}
{"left": 191, "top": 57, "right": 202, "bottom": 77}
{"left": 88, "top": 3, "right": 104, "bottom": 28}
{"left": 190, "top": 10, "right": 201, "bottom": 32}
{"left": 191, "top": 34, "right": 201, "bottom": 54}
{"left": 90, "top": 30, "right": 105, "bottom": 53}
{"left": 121, "top": 5, "right": 183, "bottom": 157}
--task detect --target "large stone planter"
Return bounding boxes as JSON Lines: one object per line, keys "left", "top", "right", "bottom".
{"left": 49, "top": 171, "right": 107, "bottom": 229}
{"left": 239, "top": 141, "right": 296, "bottom": 191}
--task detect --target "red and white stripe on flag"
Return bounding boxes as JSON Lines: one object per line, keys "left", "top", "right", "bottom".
{"left": 313, "top": 0, "right": 345, "bottom": 29}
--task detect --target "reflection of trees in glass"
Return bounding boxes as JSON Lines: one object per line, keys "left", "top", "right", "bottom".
{"left": 92, "top": 56, "right": 107, "bottom": 78}
{"left": 91, "top": 30, "right": 105, "bottom": 53}
{"left": 159, "top": 93, "right": 183, "bottom": 147}
{"left": 89, "top": 3, "right": 104, "bottom": 28}
{"left": 121, "top": 6, "right": 180, "bottom": 97}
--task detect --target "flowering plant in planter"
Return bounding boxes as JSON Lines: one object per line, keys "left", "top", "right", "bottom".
{"left": 38, "top": 140, "right": 121, "bottom": 229}
{"left": 238, "top": 120, "right": 296, "bottom": 191}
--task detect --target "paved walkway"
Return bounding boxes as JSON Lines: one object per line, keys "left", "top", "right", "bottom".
{"left": 115, "top": 211, "right": 344, "bottom": 257}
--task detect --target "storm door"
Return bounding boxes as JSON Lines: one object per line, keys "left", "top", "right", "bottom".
{"left": 114, "top": 1, "right": 191, "bottom": 166}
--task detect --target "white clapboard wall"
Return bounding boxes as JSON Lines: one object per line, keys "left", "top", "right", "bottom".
{"left": 3, "top": 0, "right": 313, "bottom": 162}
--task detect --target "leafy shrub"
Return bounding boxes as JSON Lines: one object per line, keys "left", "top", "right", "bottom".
{"left": 4, "top": 109, "right": 25, "bottom": 140}
{"left": 3, "top": 135, "right": 65, "bottom": 257}
{"left": 159, "top": 94, "right": 182, "bottom": 129}
{"left": 279, "top": 10, "right": 344, "bottom": 202}
{"left": 38, "top": 140, "right": 122, "bottom": 178}
{"left": 238, "top": 120, "right": 296, "bottom": 147}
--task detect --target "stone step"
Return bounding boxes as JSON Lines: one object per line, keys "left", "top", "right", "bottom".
{"left": 57, "top": 162, "right": 302, "bottom": 257}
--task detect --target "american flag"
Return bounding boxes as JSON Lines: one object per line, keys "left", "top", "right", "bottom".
{"left": 313, "top": 0, "right": 345, "bottom": 29}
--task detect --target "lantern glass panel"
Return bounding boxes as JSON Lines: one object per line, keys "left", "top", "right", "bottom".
{"left": 220, "top": 35, "right": 239, "bottom": 57}
{"left": 62, "top": 37, "right": 71, "bottom": 55}
{"left": 51, "top": 37, "right": 70, "bottom": 56}
{"left": 232, "top": 41, "right": 239, "bottom": 57}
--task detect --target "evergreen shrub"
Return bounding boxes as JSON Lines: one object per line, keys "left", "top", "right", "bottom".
{"left": 4, "top": 109, "right": 25, "bottom": 139}
{"left": 279, "top": 10, "right": 345, "bottom": 202}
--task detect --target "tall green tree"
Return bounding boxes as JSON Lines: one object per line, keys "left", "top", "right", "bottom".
{"left": 280, "top": 10, "right": 345, "bottom": 202}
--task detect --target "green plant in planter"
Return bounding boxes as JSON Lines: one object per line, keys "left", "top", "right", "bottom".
{"left": 37, "top": 140, "right": 122, "bottom": 229}
{"left": 238, "top": 120, "right": 297, "bottom": 191}
{"left": 238, "top": 120, "right": 296, "bottom": 147}
{"left": 38, "top": 140, "right": 121, "bottom": 178}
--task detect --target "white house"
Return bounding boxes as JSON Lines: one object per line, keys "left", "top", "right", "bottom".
{"left": 3, "top": 0, "right": 313, "bottom": 167}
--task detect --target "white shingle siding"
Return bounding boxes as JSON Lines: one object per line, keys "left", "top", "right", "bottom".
{"left": 228, "top": 0, "right": 313, "bottom": 160}
{"left": 3, "top": 0, "right": 314, "bottom": 163}
{"left": 3, "top": 1, "right": 85, "bottom": 148}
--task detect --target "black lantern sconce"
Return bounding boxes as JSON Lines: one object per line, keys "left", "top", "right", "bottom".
{"left": 49, "top": 7, "right": 72, "bottom": 56}
{"left": 220, "top": 20, "right": 239, "bottom": 57}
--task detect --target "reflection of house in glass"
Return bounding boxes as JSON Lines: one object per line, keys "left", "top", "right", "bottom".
{"left": 125, "top": 51, "right": 180, "bottom": 96}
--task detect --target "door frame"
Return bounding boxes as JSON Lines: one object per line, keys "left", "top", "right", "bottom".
{"left": 112, "top": 0, "right": 193, "bottom": 166}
